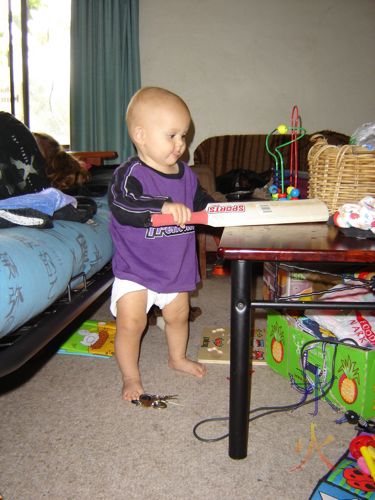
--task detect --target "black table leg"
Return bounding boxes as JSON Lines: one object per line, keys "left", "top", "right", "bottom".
{"left": 229, "top": 259, "right": 252, "bottom": 459}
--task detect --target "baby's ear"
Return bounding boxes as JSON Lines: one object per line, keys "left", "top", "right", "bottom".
{"left": 133, "top": 126, "right": 145, "bottom": 145}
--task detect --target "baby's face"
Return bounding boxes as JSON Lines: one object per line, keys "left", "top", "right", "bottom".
{"left": 137, "top": 102, "right": 191, "bottom": 172}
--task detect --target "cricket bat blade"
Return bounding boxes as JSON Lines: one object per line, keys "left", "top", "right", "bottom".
{"left": 151, "top": 199, "right": 329, "bottom": 227}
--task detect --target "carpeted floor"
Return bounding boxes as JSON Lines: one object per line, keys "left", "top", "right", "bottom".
{"left": 0, "top": 271, "right": 358, "bottom": 500}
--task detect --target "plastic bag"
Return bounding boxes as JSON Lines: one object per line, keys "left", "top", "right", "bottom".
{"left": 350, "top": 122, "right": 375, "bottom": 150}
{"left": 304, "top": 284, "right": 375, "bottom": 348}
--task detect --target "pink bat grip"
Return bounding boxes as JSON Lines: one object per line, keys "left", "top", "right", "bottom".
{"left": 151, "top": 211, "right": 208, "bottom": 227}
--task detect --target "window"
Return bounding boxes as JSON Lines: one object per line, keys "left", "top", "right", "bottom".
{"left": 0, "top": 0, "right": 71, "bottom": 144}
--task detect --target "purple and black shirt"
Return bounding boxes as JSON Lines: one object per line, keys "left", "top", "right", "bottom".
{"left": 108, "top": 157, "right": 213, "bottom": 293}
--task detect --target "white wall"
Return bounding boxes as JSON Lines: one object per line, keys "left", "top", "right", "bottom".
{"left": 139, "top": 0, "right": 375, "bottom": 158}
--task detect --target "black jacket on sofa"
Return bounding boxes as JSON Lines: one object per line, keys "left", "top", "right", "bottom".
{"left": 0, "top": 111, "right": 50, "bottom": 199}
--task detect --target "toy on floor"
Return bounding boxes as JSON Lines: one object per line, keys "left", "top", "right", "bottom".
{"left": 58, "top": 320, "right": 116, "bottom": 358}
{"left": 310, "top": 432, "right": 375, "bottom": 499}
{"left": 266, "top": 106, "right": 306, "bottom": 200}
{"left": 349, "top": 434, "right": 375, "bottom": 482}
{"left": 212, "top": 257, "right": 231, "bottom": 276}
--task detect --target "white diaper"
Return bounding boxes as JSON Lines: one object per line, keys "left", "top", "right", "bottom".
{"left": 110, "top": 277, "right": 178, "bottom": 317}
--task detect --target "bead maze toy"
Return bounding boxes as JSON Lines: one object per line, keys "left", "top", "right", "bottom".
{"left": 266, "top": 105, "right": 306, "bottom": 200}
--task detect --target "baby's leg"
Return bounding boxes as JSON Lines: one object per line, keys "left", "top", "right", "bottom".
{"left": 115, "top": 290, "right": 148, "bottom": 401}
{"left": 162, "top": 292, "right": 206, "bottom": 378}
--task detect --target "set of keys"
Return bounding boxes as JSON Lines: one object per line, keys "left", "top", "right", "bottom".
{"left": 131, "top": 393, "right": 179, "bottom": 409}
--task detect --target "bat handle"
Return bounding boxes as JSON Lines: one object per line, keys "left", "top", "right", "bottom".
{"left": 151, "top": 211, "right": 208, "bottom": 227}
{"left": 151, "top": 213, "right": 176, "bottom": 227}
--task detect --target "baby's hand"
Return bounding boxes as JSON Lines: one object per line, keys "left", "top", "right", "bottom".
{"left": 162, "top": 202, "right": 191, "bottom": 228}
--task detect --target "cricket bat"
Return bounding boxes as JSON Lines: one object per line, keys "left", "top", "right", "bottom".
{"left": 151, "top": 198, "right": 329, "bottom": 228}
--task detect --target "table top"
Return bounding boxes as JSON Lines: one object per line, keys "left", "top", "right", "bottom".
{"left": 218, "top": 222, "right": 375, "bottom": 263}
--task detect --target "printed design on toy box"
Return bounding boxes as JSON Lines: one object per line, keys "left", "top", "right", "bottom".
{"left": 269, "top": 321, "right": 285, "bottom": 364}
{"left": 338, "top": 356, "right": 360, "bottom": 405}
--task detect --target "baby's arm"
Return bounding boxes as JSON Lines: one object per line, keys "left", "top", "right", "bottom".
{"left": 109, "top": 160, "right": 198, "bottom": 228}
{"left": 159, "top": 177, "right": 212, "bottom": 228}
{"left": 108, "top": 162, "right": 170, "bottom": 227}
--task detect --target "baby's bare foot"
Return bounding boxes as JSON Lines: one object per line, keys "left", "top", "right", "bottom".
{"left": 169, "top": 357, "right": 207, "bottom": 378}
{"left": 122, "top": 376, "right": 144, "bottom": 401}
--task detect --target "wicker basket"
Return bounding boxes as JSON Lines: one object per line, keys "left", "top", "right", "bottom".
{"left": 308, "top": 135, "right": 375, "bottom": 214}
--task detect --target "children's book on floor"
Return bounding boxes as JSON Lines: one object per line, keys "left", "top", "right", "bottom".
{"left": 197, "top": 326, "right": 266, "bottom": 365}
{"left": 58, "top": 320, "right": 116, "bottom": 358}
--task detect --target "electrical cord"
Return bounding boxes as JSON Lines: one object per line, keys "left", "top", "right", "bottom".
{"left": 193, "top": 265, "right": 375, "bottom": 442}
{"left": 193, "top": 338, "right": 339, "bottom": 443}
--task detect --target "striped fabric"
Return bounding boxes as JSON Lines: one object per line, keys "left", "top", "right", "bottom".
{"left": 193, "top": 130, "right": 350, "bottom": 178}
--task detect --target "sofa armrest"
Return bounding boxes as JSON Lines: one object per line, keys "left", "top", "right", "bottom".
{"left": 70, "top": 150, "right": 118, "bottom": 167}
{"left": 191, "top": 164, "right": 226, "bottom": 201}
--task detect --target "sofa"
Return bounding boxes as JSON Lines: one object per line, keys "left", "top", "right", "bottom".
{"left": 0, "top": 150, "right": 117, "bottom": 377}
{"left": 191, "top": 130, "right": 350, "bottom": 277}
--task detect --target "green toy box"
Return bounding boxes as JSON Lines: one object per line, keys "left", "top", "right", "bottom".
{"left": 266, "top": 310, "right": 375, "bottom": 419}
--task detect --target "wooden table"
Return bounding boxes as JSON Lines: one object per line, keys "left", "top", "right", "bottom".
{"left": 218, "top": 222, "right": 375, "bottom": 459}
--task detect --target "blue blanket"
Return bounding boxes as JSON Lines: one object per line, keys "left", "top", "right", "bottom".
{"left": 0, "top": 188, "right": 77, "bottom": 215}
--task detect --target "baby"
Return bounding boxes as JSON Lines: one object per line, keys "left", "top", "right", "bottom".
{"left": 108, "top": 87, "right": 213, "bottom": 401}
